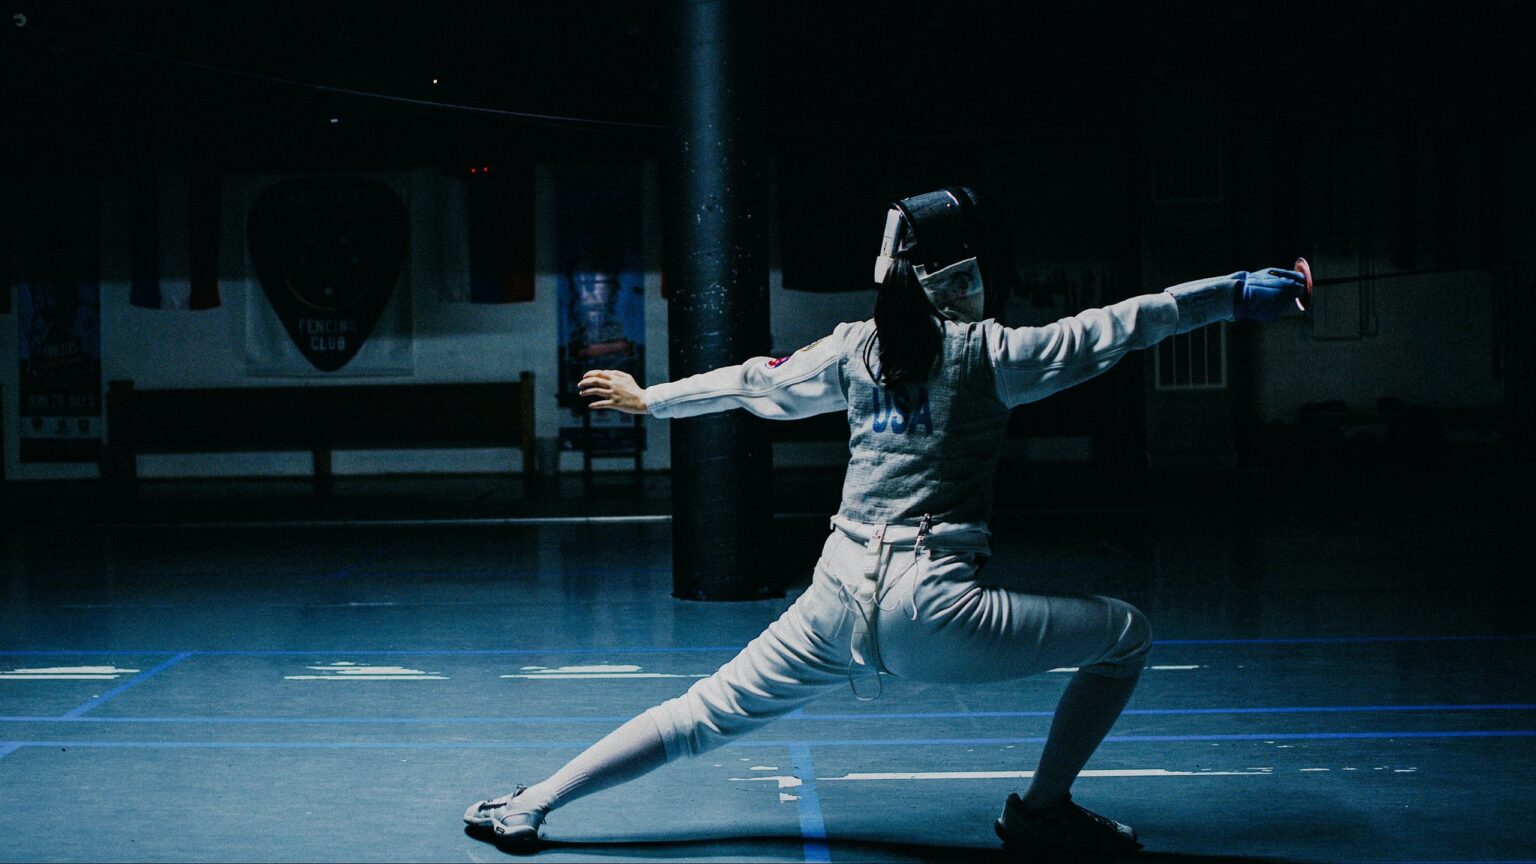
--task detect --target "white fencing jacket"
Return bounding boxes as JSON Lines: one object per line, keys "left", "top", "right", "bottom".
{"left": 643, "top": 277, "right": 1238, "bottom": 534}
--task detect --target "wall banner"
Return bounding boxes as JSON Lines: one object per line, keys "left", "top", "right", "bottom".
{"left": 15, "top": 181, "right": 101, "bottom": 462}
{"left": 555, "top": 163, "right": 645, "bottom": 455}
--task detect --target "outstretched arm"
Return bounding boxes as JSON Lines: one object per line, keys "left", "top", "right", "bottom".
{"left": 580, "top": 321, "right": 858, "bottom": 420}
{"left": 989, "top": 268, "right": 1304, "bottom": 408}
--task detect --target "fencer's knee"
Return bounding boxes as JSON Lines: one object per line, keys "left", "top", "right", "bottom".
{"left": 644, "top": 697, "right": 705, "bottom": 762}
{"left": 644, "top": 685, "right": 746, "bottom": 762}
{"left": 1084, "top": 601, "right": 1152, "bottom": 679}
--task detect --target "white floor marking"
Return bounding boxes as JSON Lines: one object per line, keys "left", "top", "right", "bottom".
{"left": 733, "top": 767, "right": 1274, "bottom": 791}
{"left": 1047, "top": 665, "right": 1201, "bottom": 673}
{"left": 731, "top": 774, "right": 803, "bottom": 791}
{"left": 750, "top": 766, "right": 779, "bottom": 771}
{"left": 285, "top": 662, "right": 446, "bottom": 681}
{"left": 733, "top": 761, "right": 1421, "bottom": 794}
{"left": 501, "top": 664, "right": 708, "bottom": 680}
{"left": 824, "top": 768, "right": 1276, "bottom": 781}
{"left": 500, "top": 673, "right": 709, "bottom": 679}
{"left": 779, "top": 793, "right": 799, "bottom": 803}
{"left": 0, "top": 666, "right": 140, "bottom": 680}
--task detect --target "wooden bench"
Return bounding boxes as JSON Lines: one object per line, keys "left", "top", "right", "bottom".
{"left": 102, "top": 373, "right": 535, "bottom": 491}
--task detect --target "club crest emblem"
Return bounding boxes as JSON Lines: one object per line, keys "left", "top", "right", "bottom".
{"left": 247, "top": 177, "right": 408, "bottom": 372}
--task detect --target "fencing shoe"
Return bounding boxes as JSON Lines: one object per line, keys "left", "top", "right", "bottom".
{"left": 995, "top": 792, "right": 1142, "bottom": 855}
{"left": 464, "top": 786, "right": 545, "bottom": 849}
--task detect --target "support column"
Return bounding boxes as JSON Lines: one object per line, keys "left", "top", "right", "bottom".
{"left": 664, "top": 0, "right": 775, "bottom": 601}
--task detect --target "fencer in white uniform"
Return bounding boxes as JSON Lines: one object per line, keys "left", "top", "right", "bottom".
{"left": 466, "top": 187, "right": 1306, "bottom": 854}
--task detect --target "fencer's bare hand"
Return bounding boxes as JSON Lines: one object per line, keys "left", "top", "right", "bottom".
{"left": 578, "top": 370, "right": 649, "bottom": 414}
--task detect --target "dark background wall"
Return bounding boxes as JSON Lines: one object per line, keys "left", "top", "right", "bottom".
{"left": 3, "top": 0, "right": 1532, "bottom": 481}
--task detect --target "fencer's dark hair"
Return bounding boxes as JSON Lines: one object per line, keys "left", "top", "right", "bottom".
{"left": 864, "top": 255, "right": 941, "bottom": 387}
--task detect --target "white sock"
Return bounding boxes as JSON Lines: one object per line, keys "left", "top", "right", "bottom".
{"left": 512, "top": 712, "right": 668, "bottom": 814}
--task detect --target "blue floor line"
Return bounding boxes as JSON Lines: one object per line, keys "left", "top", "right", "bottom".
{"left": 1153, "top": 635, "right": 1536, "bottom": 646}
{"left": 194, "top": 646, "right": 749, "bottom": 656}
{"left": 787, "top": 744, "right": 832, "bottom": 864}
{"left": 0, "top": 647, "right": 746, "bottom": 656}
{"left": 1, "top": 729, "right": 1531, "bottom": 752}
{"left": 326, "top": 551, "right": 390, "bottom": 580}
{"left": 4, "top": 740, "right": 601, "bottom": 750}
{"left": 0, "top": 742, "right": 20, "bottom": 761}
{"left": 349, "top": 568, "right": 677, "bottom": 580}
{"left": 0, "top": 715, "right": 642, "bottom": 725}
{"left": 3, "top": 634, "right": 1534, "bottom": 656}
{"left": 58, "top": 653, "right": 194, "bottom": 719}
{"left": 0, "top": 650, "right": 186, "bottom": 656}
{"left": 799, "top": 703, "right": 1536, "bottom": 721}
{"left": 1103, "top": 729, "right": 1536, "bottom": 742}
{"left": 798, "top": 730, "right": 1536, "bottom": 747}
{"left": 3, "top": 703, "right": 1533, "bottom": 726}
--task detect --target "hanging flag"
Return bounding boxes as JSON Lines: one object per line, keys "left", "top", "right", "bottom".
{"left": 434, "top": 164, "right": 535, "bottom": 304}
{"left": 127, "top": 165, "right": 160, "bottom": 309}
{"left": 778, "top": 150, "right": 882, "bottom": 293}
{"left": 129, "top": 168, "right": 223, "bottom": 311}
{"left": 187, "top": 165, "right": 222, "bottom": 310}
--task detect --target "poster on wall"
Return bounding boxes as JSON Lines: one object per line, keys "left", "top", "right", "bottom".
{"left": 555, "top": 163, "right": 645, "bottom": 455}
{"left": 15, "top": 182, "right": 101, "bottom": 462}
{"left": 240, "top": 174, "right": 414, "bottom": 377}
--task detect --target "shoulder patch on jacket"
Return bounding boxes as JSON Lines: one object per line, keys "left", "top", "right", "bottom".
{"left": 766, "top": 337, "right": 825, "bottom": 368}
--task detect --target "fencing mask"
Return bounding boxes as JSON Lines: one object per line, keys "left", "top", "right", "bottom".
{"left": 872, "top": 186, "right": 986, "bottom": 323}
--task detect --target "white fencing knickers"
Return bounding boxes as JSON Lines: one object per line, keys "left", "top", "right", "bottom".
{"left": 644, "top": 517, "right": 1153, "bottom": 761}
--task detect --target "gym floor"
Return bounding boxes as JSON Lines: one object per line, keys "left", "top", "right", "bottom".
{"left": 2, "top": 462, "right": 1532, "bottom": 863}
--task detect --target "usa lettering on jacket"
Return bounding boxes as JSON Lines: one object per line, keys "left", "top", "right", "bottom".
{"left": 870, "top": 385, "right": 933, "bottom": 434}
